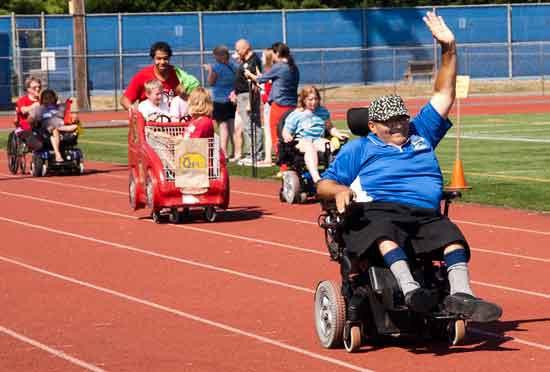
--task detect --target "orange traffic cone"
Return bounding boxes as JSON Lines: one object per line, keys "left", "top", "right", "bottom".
{"left": 446, "top": 159, "right": 471, "bottom": 190}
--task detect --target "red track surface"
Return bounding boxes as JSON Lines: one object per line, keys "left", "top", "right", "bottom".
{"left": 3, "top": 94, "right": 550, "bottom": 128}
{"left": 0, "top": 155, "right": 550, "bottom": 371}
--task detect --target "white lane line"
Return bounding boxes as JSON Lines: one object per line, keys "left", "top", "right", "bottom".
{"left": 0, "top": 190, "right": 327, "bottom": 256}
{"left": 3, "top": 189, "right": 550, "bottom": 299}
{"left": 5, "top": 171, "right": 550, "bottom": 237}
{"left": 3, "top": 224, "right": 550, "bottom": 355}
{"left": 0, "top": 216, "right": 314, "bottom": 294}
{"left": 469, "top": 328, "right": 550, "bottom": 351}
{"left": 471, "top": 280, "right": 550, "bottom": 299}
{"left": 0, "top": 325, "right": 106, "bottom": 372}
{"left": 1, "top": 186, "right": 549, "bottom": 265}
{"left": 0, "top": 255, "right": 373, "bottom": 372}
{"left": 454, "top": 219, "right": 550, "bottom": 236}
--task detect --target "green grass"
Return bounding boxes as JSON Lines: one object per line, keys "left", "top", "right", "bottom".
{"left": 2, "top": 112, "right": 549, "bottom": 212}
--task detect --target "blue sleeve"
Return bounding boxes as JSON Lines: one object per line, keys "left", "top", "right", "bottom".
{"left": 283, "top": 110, "right": 299, "bottom": 134}
{"left": 316, "top": 106, "right": 330, "bottom": 121}
{"left": 410, "top": 102, "right": 452, "bottom": 148}
{"left": 257, "top": 64, "right": 281, "bottom": 83}
{"left": 321, "top": 138, "right": 365, "bottom": 186}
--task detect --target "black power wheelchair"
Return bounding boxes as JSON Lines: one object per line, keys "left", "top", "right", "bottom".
{"left": 314, "top": 108, "right": 467, "bottom": 353}
{"left": 276, "top": 109, "right": 345, "bottom": 204}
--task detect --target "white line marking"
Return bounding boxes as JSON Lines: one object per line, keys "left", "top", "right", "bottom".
{"left": 0, "top": 255, "right": 373, "bottom": 372}
{"left": 0, "top": 190, "right": 327, "bottom": 256}
{"left": 0, "top": 216, "right": 314, "bottom": 294}
{"left": 1, "top": 189, "right": 550, "bottom": 300}
{"left": 0, "top": 325, "right": 106, "bottom": 371}
{"left": 471, "top": 280, "right": 550, "bottom": 299}
{"left": 454, "top": 219, "right": 550, "bottom": 236}
{"left": 469, "top": 328, "right": 550, "bottom": 351}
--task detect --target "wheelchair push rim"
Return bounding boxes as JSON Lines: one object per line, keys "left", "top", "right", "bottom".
{"left": 314, "top": 280, "right": 346, "bottom": 349}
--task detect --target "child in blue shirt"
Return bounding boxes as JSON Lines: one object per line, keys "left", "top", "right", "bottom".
{"left": 282, "top": 85, "right": 346, "bottom": 183}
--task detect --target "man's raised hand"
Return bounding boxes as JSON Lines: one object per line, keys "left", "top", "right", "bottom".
{"left": 423, "top": 11, "right": 455, "bottom": 46}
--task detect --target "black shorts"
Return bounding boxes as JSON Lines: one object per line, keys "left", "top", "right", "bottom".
{"left": 342, "top": 202, "right": 469, "bottom": 261}
{"left": 213, "top": 101, "right": 235, "bottom": 122}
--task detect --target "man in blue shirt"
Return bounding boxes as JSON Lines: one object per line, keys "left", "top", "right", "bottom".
{"left": 318, "top": 12, "right": 502, "bottom": 323}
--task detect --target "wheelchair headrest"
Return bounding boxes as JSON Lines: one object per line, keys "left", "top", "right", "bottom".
{"left": 346, "top": 108, "right": 370, "bottom": 137}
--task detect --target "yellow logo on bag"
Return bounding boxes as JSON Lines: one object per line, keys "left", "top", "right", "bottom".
{"left": 179, "top": 152, "right": 207, "bottom": 169}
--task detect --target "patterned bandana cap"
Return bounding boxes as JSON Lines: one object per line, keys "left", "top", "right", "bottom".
{"left": 368, "top": 95, "right": 410, "bottom": 122}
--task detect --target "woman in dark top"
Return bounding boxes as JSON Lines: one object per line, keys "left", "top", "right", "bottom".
{"left": 245, "top": 42, "right": 300, "bottom": 158}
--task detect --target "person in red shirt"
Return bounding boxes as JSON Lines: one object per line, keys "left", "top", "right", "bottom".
{"left": 15, "top": 76, "right": 42, "bottom": 132}
{"left": 121, "top": 41, "right": 180, "bottom": 111}
{"left": 184, "top": 87, "right": 215, "bottom": 139}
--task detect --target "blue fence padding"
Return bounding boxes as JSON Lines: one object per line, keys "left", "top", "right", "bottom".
{"left": 437, "top": 6, "right": 508, "bottom": 44}
{"left": 457, "top": 44, "right": 508, "bottom": 78}
{"left": 45, "top": 16, "right": 73, "bottom": 48}
{"left": 286, "top": 10, "right": 365, "bottom": 48}
{"left": 15, "top": 16, "right": 40, "bottom": 29}
{"left": 87, "top": 56, "right": 118, "bottom": 90}
{"left": 0, "top": 18, "right": 11, "bottom": 57}
{"left": 87, "top": 16, "right": 118, "bottom": 53}
{"left": 511, "top": 43, "right": 550, "bottom": 77}
{"left": 203, "top": 12, "right": 282, "bottom": 50}
{"left": 366, "top": 7, "right": 433, "bottom": 47}
{"left": 511, "top": 5, "right": 550, "bottom": 42}
{"left": 122, "top": 14, "right": 199, "bottom": 53}
{"left": 366, "top": 46, "right": 435, "bottom": 82}
{"left": 0, "top": 33, "right": 12, "bottom": 109}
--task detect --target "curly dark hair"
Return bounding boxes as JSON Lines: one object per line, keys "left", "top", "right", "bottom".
{"left": 149, "top": 41, "right": 173, "bottom": 59}
{"left": 39, "top": 89, "right": 58, "bottom": 105}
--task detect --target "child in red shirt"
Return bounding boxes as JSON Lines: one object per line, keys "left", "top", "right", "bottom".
{"left": 184, "top": 87, "right": 214, "bottom": 139}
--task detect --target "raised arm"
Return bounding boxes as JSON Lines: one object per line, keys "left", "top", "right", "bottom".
{"left": 424, "top": 12, "right": 456, "bottom": 119}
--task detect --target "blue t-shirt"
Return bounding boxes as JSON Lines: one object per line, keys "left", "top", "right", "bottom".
{"left": 284, "top": 106, "right": 330, "bottom": 139}
{"left": 257, "top": 62, "right": 299, "bottom": 106}
{"left": 211, "top": 62, "right": 237, "bottom": 103}
{"left": 322, "top": 103, "right": 452, "bottom": 210}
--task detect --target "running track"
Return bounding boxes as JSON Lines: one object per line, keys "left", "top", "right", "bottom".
{"left": 1, "top": 154, "right": 549, "bottom": 371}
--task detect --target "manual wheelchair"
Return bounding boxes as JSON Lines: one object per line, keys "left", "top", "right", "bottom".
{"left": 313, "top": 108, "right": 468, "bottom": 353}
{"left": 7, "top": 129, "right": 30, "bottom": 175}
{"left": 276, "top": 109, "right": 345, "bottom": 204}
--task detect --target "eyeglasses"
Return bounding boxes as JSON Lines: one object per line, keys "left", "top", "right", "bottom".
{"left": 29, "top": 85, "right": 41, "bottom": 90}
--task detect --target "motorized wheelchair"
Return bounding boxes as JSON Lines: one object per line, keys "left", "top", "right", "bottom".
{"left": 276, "top": 109, "right": 345, "bottom": 204}
{"left": 29, "top": 99, "right": 85, "bottom": 177}
{"left": 314, "top": 107, "right": 467, "bottom": 353}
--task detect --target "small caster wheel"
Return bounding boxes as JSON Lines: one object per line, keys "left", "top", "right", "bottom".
{"left": 344, "top": 325, "right": 362, "bottom": 353}
{"left": 448, "top": 319, "right": 466, "bottom": 346}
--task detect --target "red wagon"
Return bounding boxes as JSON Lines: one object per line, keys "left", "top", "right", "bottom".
{"left": 128, "top": 112, "right": 229, "bottom": 223}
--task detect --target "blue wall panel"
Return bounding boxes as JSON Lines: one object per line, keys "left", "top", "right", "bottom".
{"left": 87, "top": 16, "right": 118, "bottom": 53}
{"left": 0, "top": 33, "right": 11, "bottom": 109}
{"left": 45, "top": 16, "right": 73, "bottom": 47}
{"left": 366, "top": 8, "right": 433, "bottom": 47}
{"left": 203, "top": 12, "right": 282, "bottom": 51}
{"left": 122, "top": 14, "right": 199, "bottom": 53}
{"left": 511, "top": 5, "right": 550, "bottom": 42}
{"left": 286, "top": 10, "right": 364, "bottom": 48}
{"left": 437, "top": 6, "right": 507, "bottom": 44}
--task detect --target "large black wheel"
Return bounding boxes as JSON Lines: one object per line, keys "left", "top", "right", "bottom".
{"left": 7, "top": 132, "right": 19, "bottom": 175}
{"left": 204, "top": 206, "right": 217, "bottom": 222}
{"left": 314, "top": 280, "right": 346, "bottom": 349}
{"left": 281, "top": 170, "right": 301, "bottom": 204}
{"left": 31, "top": 155, "right": 46, "bottom": 177}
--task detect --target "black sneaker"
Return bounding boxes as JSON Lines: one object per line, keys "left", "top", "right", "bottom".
{"left": 404, "top": 288, "right": 439, "bottom": 313}
{"left": 444, "top": 292, "right": 502, "bottom": 322}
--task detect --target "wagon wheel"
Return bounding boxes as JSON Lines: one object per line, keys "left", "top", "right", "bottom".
{"left": 168, "top": 208, "right": 180, "bottom": 224}
{"left": 314, "top": 280, "right": 346, "bottom": 349}
{"left": 204, "top": 206, "right": 217, "bottom": 222}
{"left": 152, "top": 210, "right": 163, "bottom": 224}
